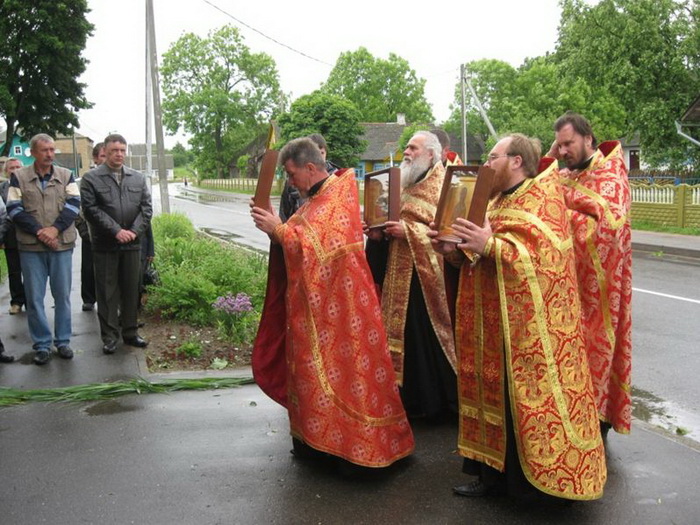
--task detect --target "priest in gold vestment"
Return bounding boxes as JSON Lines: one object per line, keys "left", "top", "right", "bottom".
{"left": 251, "top": 138, "right": 414, "bottom": 469}
{"left": 431, "top": 134, "right": 606, "bottom": 500}
{"left": 365, "top": 131, "right": 457, "bottom": 421}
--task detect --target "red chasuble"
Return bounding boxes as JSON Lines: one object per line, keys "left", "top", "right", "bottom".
{"left": 560, "top": 141, "right": 632, "bottom": 434}
{"left": 455, "top": 160, "right": 606, "bottom": 500}
{"left": 254, "top": 170, "right": 414, "bottom": 467}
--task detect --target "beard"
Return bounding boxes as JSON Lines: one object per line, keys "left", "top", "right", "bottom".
{"left": 400, "top": 154, "right": 432, "bottom": 188}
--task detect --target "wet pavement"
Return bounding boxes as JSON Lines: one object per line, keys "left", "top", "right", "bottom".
{"left": 1, "top": 217, "right": 700, "bottom": 523}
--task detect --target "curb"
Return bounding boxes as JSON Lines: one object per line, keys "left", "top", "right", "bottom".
{"left": 632, "top": 242, "right": 700, "bottom": 260}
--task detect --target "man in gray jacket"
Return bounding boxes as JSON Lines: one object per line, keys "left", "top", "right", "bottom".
{"left": 80, "top": 134, "right": 153, "bottom": 354}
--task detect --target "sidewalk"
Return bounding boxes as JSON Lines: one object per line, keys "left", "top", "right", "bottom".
{"left": 1, "top": 234, "right": 700, "bottom": 523}
{"left": 632, "top": 229, "right": 700, "bottom": 259}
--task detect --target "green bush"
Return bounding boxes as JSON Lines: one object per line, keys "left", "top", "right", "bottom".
{"left": 152, "top": 212, "right": 196, "bottom": 241}
{"left": 176, "top": 340, "right": 203, "bottom": 358}
{"left": 147, "top": 213, "right": 268, "bottom": 330}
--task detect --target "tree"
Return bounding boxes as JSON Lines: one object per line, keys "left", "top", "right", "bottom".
{"left": 555, "top": 0, "right": 700, "bottom": 168}
{"left": 321, "top": 47, "right": 434, "bottom": 123}
{"left": 277, "top": 91, "right": 366, "bottom": 167}
{"left": 0, "top": 0, "right": 93, "bottom": 156}
{"left": 443, "top": 58, "right": 626, "bottom": 159}
{"left": 160, "top": 25, "right": 284, "bottom": 178}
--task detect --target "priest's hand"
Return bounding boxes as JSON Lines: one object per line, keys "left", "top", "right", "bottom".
{"left": 251, "top": 206, "right": 281, "bottom": 235}
{"left": 453, "top": 217, "right": 492, "bottom": 255}
{"left": 384, "top": 220, "right": 406, "bottom": 239}
{"left": 427, "top": 222, "right": 457, "bottom": 255}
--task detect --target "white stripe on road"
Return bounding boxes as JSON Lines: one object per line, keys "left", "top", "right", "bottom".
{"left": 633, "top": 288, "right": 700, "bottom": 305}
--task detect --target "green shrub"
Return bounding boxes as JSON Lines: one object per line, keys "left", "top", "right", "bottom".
{"left": 176, "top": 340, "right": 203, "bottom": 358}
{"left": 152, "top": 212, "right": 196, "bottom": 241}
{"left": 147, "top": 213, "right": 268, "bottom": 334}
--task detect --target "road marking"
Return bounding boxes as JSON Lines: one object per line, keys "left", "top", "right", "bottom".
{"left": 634, "top": 288, "right": 700, "bottom": 305}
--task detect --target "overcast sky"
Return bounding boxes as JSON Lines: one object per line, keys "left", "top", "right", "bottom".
{"left": 78, "top": 0, "right": 581, "bottom": 148}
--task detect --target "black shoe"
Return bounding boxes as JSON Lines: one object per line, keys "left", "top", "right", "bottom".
{"left": 123, "top": 336, "right": 148, "bottom": 348}
{"left": 56, "top": 345, "right": 74, "bottom": 359}
{"left": 33, "top": 350, "right": 51, "bottom": 365}
{"left": 453, "top": 480, "right": 487, "bottom": 497}
{"left": 0, "top": 352, "right": 15, "bottom": 363}
{"left": 82, "top": 303, "right": 95, "bottom": 312}
{"left": 102, "top": 341, "right": 117, "bottom": 354}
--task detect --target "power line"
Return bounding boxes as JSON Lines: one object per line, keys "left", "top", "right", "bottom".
{"left": 201, "top": 0, "right": 334, "bottom": 67}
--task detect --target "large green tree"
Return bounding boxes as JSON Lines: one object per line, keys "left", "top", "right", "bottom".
{"left": 277, "top": 91, "right": 366, "bottom": 167}
{"left": 444, "top": 57, "right": 626, "bottom": 159}
{"left": 160, "top": 25, "right": 284, "bottom": 178}
{"left": 0, "top": 0, "right": 93, "bottom": 156}
{"left": 555, "top": 0, "right": 700, "bottom": 168}
{"left": 321, "top": 47, "right": 434, "bottom": 123}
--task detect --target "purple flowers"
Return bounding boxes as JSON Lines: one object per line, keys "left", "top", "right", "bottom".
{"left": 212, "top": 293, "right": 253, "bottom": 315}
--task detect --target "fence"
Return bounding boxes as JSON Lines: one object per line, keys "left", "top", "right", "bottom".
{"left": 630, "top": 183, "right": 700, "bottom": 228}
{"left": 197, "top": 177, "right": 286, "bottom": 194}
{"left": 195, "top": 178, "right": 700, "bottom": 229}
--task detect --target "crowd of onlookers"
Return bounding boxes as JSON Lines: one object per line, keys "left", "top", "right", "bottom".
{"left": 0, "top": 133, "right": 153, "bottom": 365}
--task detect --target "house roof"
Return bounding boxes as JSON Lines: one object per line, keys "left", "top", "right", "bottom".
{"left": 681, "top": 94, "right": 700, "bottom": 123}
{"left": 359, "top": 122, "right": 485, "bottom": 163}
{"left": 360, "top": 123, "right": 407, "bottom": 160}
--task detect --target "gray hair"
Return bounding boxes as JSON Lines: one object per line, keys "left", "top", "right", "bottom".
{"left": 413, "top": 131, "right": 442, "bottom": 166}
{"left": 30, "top": 133, "right": 54, "bottom": 151}
{"left": 279, "top": 137, "right": 325, "bottom": 170}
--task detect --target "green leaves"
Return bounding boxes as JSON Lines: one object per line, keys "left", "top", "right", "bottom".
{"left": 278, "top": 91, "right": 366, "bottom": 167}
{"left": 0, "top": 0, "right": 93, "bottom": 155}
{"left": 160, "top": 25, "right": 283, "bottom": 177}
{"left": 321, "top": 47, "right": 434, "bottom": 124}
{"left": 0, "top": 377, "right": 254, "bottom": 407}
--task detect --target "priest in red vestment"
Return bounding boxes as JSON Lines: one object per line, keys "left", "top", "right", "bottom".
{"left": 251, "top": 137, "right": 414, "bottom": 469}
{"left": 431, "top": 134, "right": 606, "bottom": 500}
{"left": 550, "top": 112, "right": 633, "bottom": 437}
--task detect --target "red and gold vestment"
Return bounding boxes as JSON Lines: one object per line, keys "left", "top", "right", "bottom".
{"left": 254, "top": 171, "right": 414, "bottom": 467}
{"left": 382, "top": 162, "right": 457, "bottom": 383}
{"left": 559, "top": 141, "right": 632, "bottom": 434}
{"left": 455, "top": 160, "right": 607, "bottom": 500}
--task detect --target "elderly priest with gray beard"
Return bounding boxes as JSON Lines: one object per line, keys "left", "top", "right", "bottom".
{"left": 364, "top": 130, "right": 457, "bottom": 423}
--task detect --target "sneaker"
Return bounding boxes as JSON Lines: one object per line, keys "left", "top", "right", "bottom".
{"left": 9, "top": 304, "right": 21, "bottom": 315}
{"left": 56, "top": 345, "right": 74, "bottom": 359}
{"left": 0, "top": 352, "right": 15, "bottom": 363}
{"left": 82, "top": 303, "right": 95, "bottom": 312}
{"left": 33, "top": 350, "right": 51, "bottom": 365}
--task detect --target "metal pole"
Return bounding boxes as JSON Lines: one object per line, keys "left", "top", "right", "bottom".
{"left": 464, "top": 72, "right": 498, "bottom": 142}
{"left": 71, "top": 130, "right": 79, "bottom": 177}
{"left": 460, "top": 64, "right": 468, "bottom": 163}
{"left": 146, "top": 0, "right": 170, "bottom": 213}
{"left": 145, "top": 0, "right": 153, "bottom": 194}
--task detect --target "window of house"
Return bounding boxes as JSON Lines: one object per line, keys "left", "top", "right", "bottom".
{"left": 13, "top": 145, "right": 21, "bottom": 156}
{"left": 355, "top": 164, "right": 365, "bottom": 178}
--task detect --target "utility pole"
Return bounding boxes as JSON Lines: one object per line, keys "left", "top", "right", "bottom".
{"left": 460, "top": 64, "right": 468, "bottom": 163}
{"left": 145, "top": 0, "right": 153, "bottom": 195}
{"left": 462, "top": 65, "right": 498, "bottom": 143}
{"left": 146, "top": 0, "right": 170, "bottom": 213}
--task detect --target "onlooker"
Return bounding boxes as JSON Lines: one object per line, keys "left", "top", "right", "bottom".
{"left": 80, "top": 134, "right": 153, "bottom": 354}
{"left": 0, "top": 195, "right": 15, "bottom": 363}
{"left": 431, "top": 128, "right": 463, "bottom": 166}
{"left": 7, "top": 134, "right": 80, "bottom": 365}
{"left": 0, "top": 157, "right": 26, "bottom": 314}
{"left": 75, "top": 142, "right": 105, "bottom": 312}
